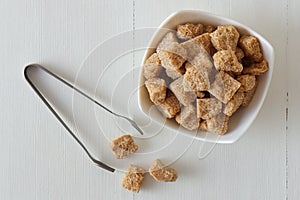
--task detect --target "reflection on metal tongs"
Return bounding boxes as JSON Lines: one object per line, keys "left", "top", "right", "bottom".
{"left": 24, "top": 64, "right": 144, "bottom": 172}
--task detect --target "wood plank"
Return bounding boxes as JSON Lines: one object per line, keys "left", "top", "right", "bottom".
{"left": 0, "top": 0, "right": 133, "bottom": 199}
{"left": 0, "top": 0, "right": 296, "bottom": 199}
{"left": 287, "top": 0, "right": 300, "bottom": 199}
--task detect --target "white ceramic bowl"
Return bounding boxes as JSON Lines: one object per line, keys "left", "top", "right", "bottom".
{"left": 138, "top": 10, "right": 274, "bottom": 144}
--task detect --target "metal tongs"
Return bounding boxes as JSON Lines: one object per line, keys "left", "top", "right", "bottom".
{"left": 24, "top": 64, "right": 144, "bottom": 172}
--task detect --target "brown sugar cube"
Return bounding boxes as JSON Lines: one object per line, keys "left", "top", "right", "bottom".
{"left": 242, "top": 79, "right": 258, "bottom": 106}
{"left": 122, "top": 165, "right": 146, "bottom": 193}
{"left": 158, "top": 42, "right": 187, "bottom": 59}
{"left": 242, "top": 60, "right": 269, "bottom": 75}
{"left": 237, "top": 75, "right": 256, "bottom": 92}
{"left": 189, "top": 51, "right": 214, "bottom": 73}
{"left": 235, "top": 47, "right": 245, "bottom": 61}
{"left": 238, "top": 35, "right": 263, "bottom": 62}
{"left": 157, "top": 42, "right": 187, "bottom": 69}
{"left": 182, "top": 33, "right": 216, "bottom": 59}
{"left": 145, "top": 78, "right": 167, "bottom": 105}
{"left": 110, "top": 135, "right": 138, "bottom": 159}
{"left": 213, "top": 50, "right": 243, "bottom": 73}
{"left": 181, "top": 39, "right": 204, "bottom": 60}
{"left": 208, "top": 71, "right": 241, "bottom": 104}
{"left": 169, "top": 77, "right": 197, "bottom": 106}
{"left": 177, "top": 23, "right": 204, "bottom": 40}
{"left": 210, "top": 25, "right": 240, "bottom": 51}
{"left": 196, "top": 91, "right": 206, "bottom": 98}
{"left": 183, "top": 63, "right": 210, "bottom": 92}
{"left": 149, "top": 159, "right": 178, "bottom": 182}
{"left": 204, "top": 24, "right": 216, "bottom": 33}
{"left": 206, "top": 113, "right": 229, "bottom": 135}
{"left": 195, "top": 33, "right": 217, "bottom": 56}
{"left": 157, "top": 32, "right": 178, "bottom": 48}
{"left": 196, "top": 98, "right": 223, "bottom": 119}
{"left": 165, "top": 66, "right": 186, "bottom": 80}
{"left": 223, "top": 91, "right": 245, "bottom": 116}
{"left": 156, "top": 91, "right": 181, "bottom": 118}
{"left": 143, "top": 53, "right": 162, "bottom": 80}
{"left": 157, "top": 32, "right": 186, "bottom": 69}
{"left": 199, "top": 119, "right": 208, "bottom": 131}
{"left": 175, "top": 104, "right": 199, "bottom": 130}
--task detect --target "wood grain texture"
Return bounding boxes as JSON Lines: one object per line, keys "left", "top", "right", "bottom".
{"left": 287, "top": 0, "right": 300, "bottom": 199}
{"left": 0, "top": 0, "right": 298, "bottom": 199}
{"left": 0, "top": 0, "right": 133, "bottom": 199}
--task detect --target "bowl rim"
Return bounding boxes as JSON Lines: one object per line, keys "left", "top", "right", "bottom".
{"left": 138, "top": 10, "right": 275, "bottom": 144}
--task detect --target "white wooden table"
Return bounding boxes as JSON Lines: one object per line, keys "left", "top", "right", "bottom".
{"left": 1, "top": 0, "right": 299, "bottom": 199}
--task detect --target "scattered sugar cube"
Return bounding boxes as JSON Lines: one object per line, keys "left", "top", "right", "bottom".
{"left": 122, "top": 165, "right": 146, "bottom": 193}
{"left": 110, "top": 135, "right": 138, "bottom": 159}
{"left": 149, "top": 159, "right": 178, "bottom": 182}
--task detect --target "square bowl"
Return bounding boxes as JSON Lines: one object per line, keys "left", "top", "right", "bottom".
{"left": 138, "top": 10, "right": 274, "bottom": 144}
